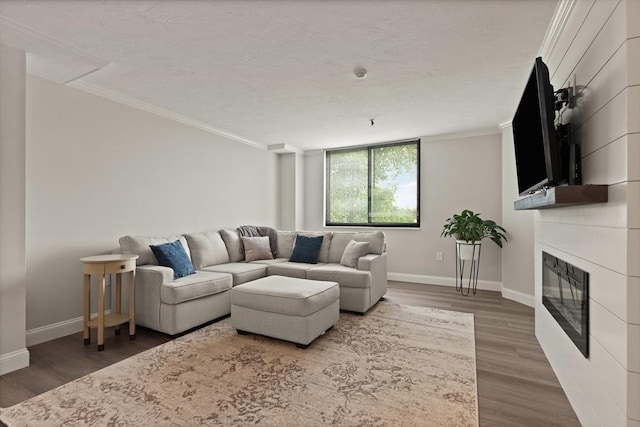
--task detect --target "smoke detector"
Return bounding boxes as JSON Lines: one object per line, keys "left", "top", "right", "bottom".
{"left": 353, "top": 67, "right": 368, "bottom": 79}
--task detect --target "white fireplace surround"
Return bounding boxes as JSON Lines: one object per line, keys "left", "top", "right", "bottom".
{"left": 528, "top": 1, "right": 640, "bottom": 425}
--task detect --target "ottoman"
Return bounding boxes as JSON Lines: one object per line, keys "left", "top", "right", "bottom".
{"left": 230, "top": 275, "right": 340, "bottom": 348}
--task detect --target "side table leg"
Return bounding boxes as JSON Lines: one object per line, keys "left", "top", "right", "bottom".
{"left": 129, "top": 269, "right": 136, "bottom": 340}
{"left": 114, "top": 273, "right": 122, "bottom": 335}
{"left": 83, "top": 274, "right": 91, "bottom": 345}
{"left": 97, "top": 273, "right": 106, "bottom": 351}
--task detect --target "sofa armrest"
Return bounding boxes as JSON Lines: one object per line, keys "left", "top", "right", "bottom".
{"left": 137, "top": 265, "right": 174, "bottom": 284}
{"left": 357, "top": 253, "right": 387, "bottom": 305}
{"left": 357, "top": 253, "right": 383, "bottom": 271}
{"left": 135, "top": 265, "right": 174, "bottom": 331}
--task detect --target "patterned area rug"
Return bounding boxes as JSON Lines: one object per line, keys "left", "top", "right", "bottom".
{"left": 0, "top": 303, "right": 477, "bottom": 426}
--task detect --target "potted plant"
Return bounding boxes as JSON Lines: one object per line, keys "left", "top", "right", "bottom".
{"left": 441, "top": 209, "right": 507, "bottom": 260}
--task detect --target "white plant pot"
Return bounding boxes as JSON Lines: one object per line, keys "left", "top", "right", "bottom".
{"left": 456, "top": 240, "right": 481, "bottom": 261}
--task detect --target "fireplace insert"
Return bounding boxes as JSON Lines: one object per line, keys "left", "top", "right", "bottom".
{"left": 542, "top": 251, "right": 589, "bottom": 357}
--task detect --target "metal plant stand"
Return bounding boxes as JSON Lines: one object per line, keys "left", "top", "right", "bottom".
{"left": 455, "top": 241, "right": 481, "bottom": 296}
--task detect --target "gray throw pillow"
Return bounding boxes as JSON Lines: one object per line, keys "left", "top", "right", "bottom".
{"left": 242, "top": 236, "right": 274, "bottom": 262}
{"left": 340, "top": 239, "right": 370, "bottom": 268}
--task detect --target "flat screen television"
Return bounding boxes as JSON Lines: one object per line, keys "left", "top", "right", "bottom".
{"left": 512, "top": 57, "right": 563, "bottom": 196}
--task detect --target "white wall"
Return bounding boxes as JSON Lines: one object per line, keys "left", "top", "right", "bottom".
{"left": 534, "top": 1, "right": 640, "bottom": 425}
{"left": 500, "top": 124, "right": 535, "bottom": 306}
{"left": 295, "top": 153, "right": 305, "bottom": 230}
{"left": 0, "top": 44, "right": 30, "bottom": 375}
{"left": 278, "top": 152, "right": 305, "bottom": 230}
{"left": 279, "top": 154, "right": 296, "bottom": 230}
{"left": 304, "top": 132, "right": 504, "bottom": 289}
{"left": 23, "top": 75, "right": 278, "bottom": 344}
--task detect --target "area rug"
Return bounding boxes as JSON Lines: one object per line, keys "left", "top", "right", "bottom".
{"left": 0, "top": 303, "right": 477, "bottom": 426}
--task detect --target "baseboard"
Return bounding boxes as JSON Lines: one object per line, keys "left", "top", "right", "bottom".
{"left": 26, "top": 316, "right": 84, "bottom": 347}
{"left": 387, "top": 272, "right": 503, "bottom": 292}
{"left": 501, "top": 287, "right": 535, "bottom": 307}
{"left": 26, "top": 310, "right": 111, "bottom": 347}
{"left": 0, "top": 348, "right": 30, "bottom": 376}
{"left": 388, "top": 273, "right": 536, "bottom": 307}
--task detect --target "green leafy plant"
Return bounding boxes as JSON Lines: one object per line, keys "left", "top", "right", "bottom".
{"left": 440, "top": 209, "right": 507, "bottom": 248}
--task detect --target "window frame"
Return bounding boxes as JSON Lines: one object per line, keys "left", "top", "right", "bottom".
{"left": 325, "top": 139, "right": 421, "bottom": 228}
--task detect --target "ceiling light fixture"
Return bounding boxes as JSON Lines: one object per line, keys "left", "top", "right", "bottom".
{"left": 353, "top": 67, "right": 368, "bottom": 79}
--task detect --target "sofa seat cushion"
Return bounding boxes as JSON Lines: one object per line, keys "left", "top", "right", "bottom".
{"left": 231, "top": 276, "right": 339, "bottom": 317}
{"left": 250, "top": 258, "right": 289, "bottom": 265}
{"left": 267, "top": 261, "right": 326, "bottom": 279}
{"left": 201, "top": 263, "right": 267, "bottom": 286}
{"left": 307, "top": 264, "right": 371, "bottom": 289}
{"left": 161, "top": 271, "right": 232, "bottom": 305}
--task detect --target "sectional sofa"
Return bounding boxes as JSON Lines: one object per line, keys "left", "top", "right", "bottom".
{"left": 118, "top": 229, "right": 387, "bottom": 335}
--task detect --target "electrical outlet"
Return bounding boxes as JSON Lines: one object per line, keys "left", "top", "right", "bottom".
{"left": 436, "top": 251, "right": 443, "bottom": 262}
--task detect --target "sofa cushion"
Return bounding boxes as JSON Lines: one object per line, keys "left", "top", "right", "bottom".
{"left": 276, "top": 231, "right": 296, "bottom": 259}
{"left": 184, "top": 231, "right": 230, "bottom": 269}
{"left": 289, "top": 235, "right": 323, "bottom": 264}
{"left": 231, "top": 276, "right": 339, "bottom": 317}
{"left": 150, "top": 240, "right": 196, "bottom": 279}
{"left": 297, "top": 231, "right": 332, "bottom": 263}
{"left": 201, "top": 263, "right": 267, "bottom": 286}
{"left": 160, "top": 271, "right": 232, "bottom": 305}
{"left": 328, "top": 231, "right": 385, "bottom": 263}
{"left": 250, "top": 258, "right": 289, "bottom": 265}
{"left": 119, "top": 235, "right": 190, "bottom": 266}
{"left": 241, "top": 236, "right": 274, "bottom": 262}
{"left": 267, "top": 261, "right": 325, "bottom": 279}
{"left": 340, "top": 240, "right": 370, "bottom": 268}
{"left": 220, "top": 229, "right": 244, "bottom": 262}
{"left": 307, "top": 264, "right": 371, "bottom": 289}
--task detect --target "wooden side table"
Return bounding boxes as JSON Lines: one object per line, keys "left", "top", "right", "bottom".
{"left": 80, "top": 254, "right": 139, "bottom": 351}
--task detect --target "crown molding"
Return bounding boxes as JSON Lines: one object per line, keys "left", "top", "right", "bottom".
{"left": 538, "top": 0, "right": 576, "bottom": 60}
{"left": 0, "top": 13, "right": 265, "bottom": 150}
{"left": 303, "top": 128, "right": 501, "bottom": 155}
{"left": 419, "top": 128, "right": 501, "bottom": 143}
{"left": 304, "top": 149, "right": 324, "bottom": 156}
{"left": 0, "top": 15, "right": 108, "bottom": 68}
{"left": 268, "top": 143, "right": 303, "bottom": 154}
{"left": 498, "top": 119, "right": 512, "bottom": 129}
{"left": 67, "top": 80, "right": 266, "bottom": 150}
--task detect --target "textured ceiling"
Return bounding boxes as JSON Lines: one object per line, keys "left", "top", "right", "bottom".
{"left": 0, "top": 0, "right": 558, "bottom": 150}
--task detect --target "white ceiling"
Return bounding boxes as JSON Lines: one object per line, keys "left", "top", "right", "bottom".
{"left": 0, "top": 0, "right": 559, "bottom": 151}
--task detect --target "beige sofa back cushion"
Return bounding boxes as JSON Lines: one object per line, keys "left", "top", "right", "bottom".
{"left": 119, "top": 235, "right": 190, "bottom": 266}
{"left": 276, "top": 231, "right": 297, "bottom": 259}
{"left": 220, "top": 229, "right": 244, "bottom": 262}
{"left": 184, "top": 231, "right": 230, "bottom": 269}
{"left": 297, "top": 231, "right": 333, "bottom": 263}
{"left": 328, "top": 231, "right": 385, "bottom": 263}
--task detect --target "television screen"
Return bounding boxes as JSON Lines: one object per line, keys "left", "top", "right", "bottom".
{"left": 512, "top": 57, "right": 563, "bottom": 196}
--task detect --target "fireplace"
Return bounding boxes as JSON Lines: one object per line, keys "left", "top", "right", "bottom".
{"left": 542, "top": 252, "right": 589, "bottom": 357}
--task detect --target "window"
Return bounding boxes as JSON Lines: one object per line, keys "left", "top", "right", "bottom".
{"left": 325, "top": 140, "right": 420, "bottom": 227}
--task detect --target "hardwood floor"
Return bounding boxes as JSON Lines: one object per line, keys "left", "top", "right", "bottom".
{"left": 0, "top": 281, "right": 580, "bottom": 426}
{"left": 384, "top": 282, "right": 580, "bottom": 427}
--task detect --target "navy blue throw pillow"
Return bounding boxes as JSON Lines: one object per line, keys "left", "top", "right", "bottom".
{"left": 149, "top": 240, "right": 195, "bottom": 280}
{"left": 289, "top": 235, "right": 324, "bottom": 264}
